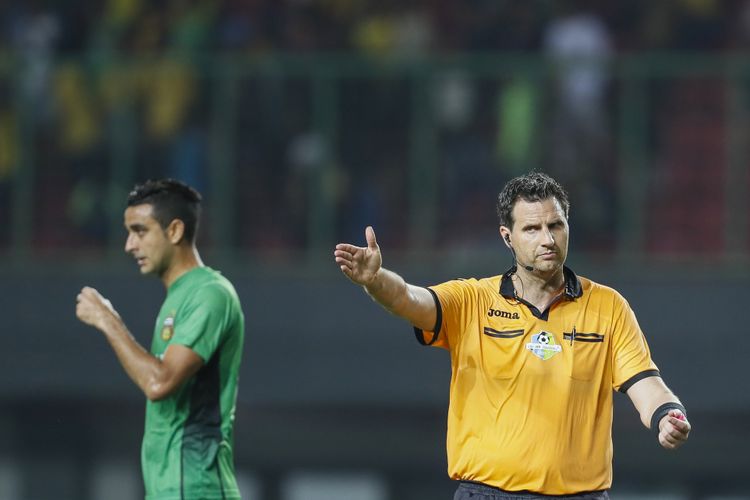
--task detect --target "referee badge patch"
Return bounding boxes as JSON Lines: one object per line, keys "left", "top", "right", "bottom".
{"left": 526, "top": 331, "right": 562, "bottom": 360}
{"left": 161, "top": 314, "right": 175, "bottom": 341}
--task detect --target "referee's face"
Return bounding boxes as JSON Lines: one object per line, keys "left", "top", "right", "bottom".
{"left": 124, "top": 203, "right": 175, "bottom": 277}
{"left": 506, "top": 197, "right": 569, "bottom": 274}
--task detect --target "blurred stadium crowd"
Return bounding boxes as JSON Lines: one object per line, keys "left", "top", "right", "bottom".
{"left": 3, "top": 0, "right": 746, "bottom": 54}
{"left": 0, "top": 0, "right": 748, "bottom": 256}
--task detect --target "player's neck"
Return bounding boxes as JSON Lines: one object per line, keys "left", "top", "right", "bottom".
{"left": 161, "top": 246, "right": 204, "bottom": 289}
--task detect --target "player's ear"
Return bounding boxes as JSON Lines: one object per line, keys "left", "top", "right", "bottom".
{"left": 166, "top": 219, "right": 185, "bottom": 244}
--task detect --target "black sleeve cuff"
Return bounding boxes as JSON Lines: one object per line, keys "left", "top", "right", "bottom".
{"left": 413, "top": 287, "right": 442, "bottom": 346}
{"left": 618, "top": 369, "right": 661, "bottom": 393}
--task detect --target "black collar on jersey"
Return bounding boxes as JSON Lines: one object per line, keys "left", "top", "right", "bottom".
{"left": 499, "top": 265, "right": 582, "bottom": 320}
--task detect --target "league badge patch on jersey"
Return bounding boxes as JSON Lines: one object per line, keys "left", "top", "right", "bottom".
{"left": 526, "top": 331, "right": 562, "bottom": 360}
{"left": 161, "top": 314, "right": 175, "bottom": 341}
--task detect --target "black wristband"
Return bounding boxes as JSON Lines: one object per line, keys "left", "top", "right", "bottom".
{"left": 650, "top": 402, "right": 686, "bottom": 437}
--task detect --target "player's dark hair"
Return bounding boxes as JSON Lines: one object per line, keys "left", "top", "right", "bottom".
{"left": 496, "top": 172, "right": 570, "bottom": 228}
{"left": 127, "top": 179, "right": 202, "bottom": 244}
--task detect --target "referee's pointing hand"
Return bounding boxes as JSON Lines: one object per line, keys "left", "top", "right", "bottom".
{"left": 334, "top": 226, "right": 382, "bottom": 286}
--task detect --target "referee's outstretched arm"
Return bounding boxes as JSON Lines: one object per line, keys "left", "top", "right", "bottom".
{"left": 334, "top": 226, "right": 436, "bottom": 332}
{"left": 626, "top": 375, "right": 691, "bottom": 450}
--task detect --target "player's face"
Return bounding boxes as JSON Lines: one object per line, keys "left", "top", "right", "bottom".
{"left": 506, "top": 197, "right": 569, "bottom": 274}
{"left": 124, "top": 204, "right": 174, "bottom": 276}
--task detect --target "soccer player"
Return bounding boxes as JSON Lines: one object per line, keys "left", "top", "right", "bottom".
{"left": 76, "top": 179, "right": 244, "bottom": 500}
{"left": 334, "top": 172, "right": 690, "bottom": 499}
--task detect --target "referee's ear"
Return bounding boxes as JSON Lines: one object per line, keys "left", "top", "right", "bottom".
{"left": 499, "top": 226, "right": 512, "bottom": 249}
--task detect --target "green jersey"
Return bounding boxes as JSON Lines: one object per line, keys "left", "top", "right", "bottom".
{"left": 143, "top": 266, "right": 244, "bottom": 500}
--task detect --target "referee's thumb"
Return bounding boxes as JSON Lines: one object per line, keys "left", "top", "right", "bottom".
{"left": 365, "top": 226, "right": 378, "bottom": 250}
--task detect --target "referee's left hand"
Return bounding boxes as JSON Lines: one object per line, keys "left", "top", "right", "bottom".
{"left": 657, "top": 409, "right": 691, "bottom": 450}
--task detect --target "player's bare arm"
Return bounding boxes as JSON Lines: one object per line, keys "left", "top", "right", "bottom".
{"left": 625, "top": 375, "right": 691, "bottom": 450}
{"left": 334, "top": 226, "right": 437, "bottom": 332}
{"left": 76, "top": 286, "right": 204, "bottom": 401}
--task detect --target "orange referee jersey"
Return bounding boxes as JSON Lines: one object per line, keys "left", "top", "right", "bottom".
{"left": 414, "top": 267, "right": 658, "bottom": 494}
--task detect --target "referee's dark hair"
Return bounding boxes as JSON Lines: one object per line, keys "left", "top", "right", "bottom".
{"left": 496, "top": 172, "right": 570, "bottom": 229}
{"left": 127, "top": 178, "right": 203, "bottom": 244}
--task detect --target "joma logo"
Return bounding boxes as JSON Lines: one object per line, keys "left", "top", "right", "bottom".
{"left": 488, "top": 308, "right": 519, "bottom": 319}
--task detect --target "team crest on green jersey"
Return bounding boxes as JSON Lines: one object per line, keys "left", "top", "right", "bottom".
{"left": 526, "top": 331, "right": 562, "bottom": 360}
{"left": 161, "top": 313, "right": 175, "bottom": 341}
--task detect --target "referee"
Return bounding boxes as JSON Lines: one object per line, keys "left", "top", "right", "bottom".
{"left": 334, "top": 172, "right": 690, "bottom": 499}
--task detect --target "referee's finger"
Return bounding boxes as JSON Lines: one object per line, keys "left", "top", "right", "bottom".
{"left": 335, "top": 243, "right": 361, "bottom": 254}
{"left": 662, "top": 429, "right": 679, "bottom": 446}
{"left": 668, "top": 417, "right": 690, "bottom": 435}
{"left": 666, "top": 428, "right": 682, "bottom": 441}
{"left": 659, "top": 435, "right": 675, "bottom": 449}
{"left": 334, "top": 249, "right": 354, "bottom": 261}
{"left": 365, "top": 226, "right": 378, "bottom": 250}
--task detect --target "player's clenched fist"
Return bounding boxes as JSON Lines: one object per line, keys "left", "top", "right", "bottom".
{"left": 334, "top": 226, "right": 382, "bottom": 286}
{"left": 76, "top": 286, "right": 120, "bottom": 331}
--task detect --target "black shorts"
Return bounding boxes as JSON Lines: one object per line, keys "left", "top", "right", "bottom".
{"left": 454, "top": 481, "right": 610, "bottom": 500}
